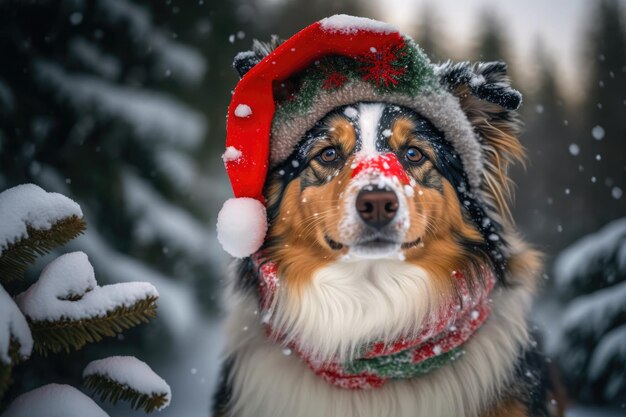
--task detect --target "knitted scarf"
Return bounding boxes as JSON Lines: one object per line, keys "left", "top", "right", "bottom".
{"left": 251, "top": 253, "right": 496, "bottom": 390}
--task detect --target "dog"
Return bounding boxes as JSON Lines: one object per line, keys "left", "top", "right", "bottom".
{"left": 214, "top": 15, "right": 561, "bottom": 417}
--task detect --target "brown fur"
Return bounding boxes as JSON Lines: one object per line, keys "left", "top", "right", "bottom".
{"left": 265, "top": 116, "right": 355, "bottom": 292}
{"left": 266, "top": 112, "right": 493, "bottom": 298}
{"left": 452, "top": 84, "right": 526, "bottom": 225}
{"left": 483, "top": 399, "right": 529, "bottom": 417}
{"left": 387, "top": 116, "right": 488, "bottom": 290}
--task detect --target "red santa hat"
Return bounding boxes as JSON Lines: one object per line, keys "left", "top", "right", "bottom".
{"left": 216, "top": 15, "right": 522, "bottom": 258}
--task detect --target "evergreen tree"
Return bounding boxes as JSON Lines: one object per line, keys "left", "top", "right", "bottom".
{"left": 0, "top": 0, "right": 222, "bottom": 333}
{"left": 550, "top": 3, "right": 626, "bottom": 405}
{"left": 412, "top": 3, "right": 447, "bottom": 63}
{"left": 512, "top": 41, "right": 579, "bottom": 253}
{"left": 469, "top": 10, "right": 520, "bottom": 106}
{"left": 0, "top": 184, "right": 169, "bottom": 415}
{"left": 472, "top": 10, "right": 510, "bottom": 63}
{"left": 142, "top": 0, "right": 261, "bottom": 159}
{"left": 553, "top": 218, "right": 626, "bottom": 406}
{"left": 576, "top": 0, "right": 626, "bottom": 230}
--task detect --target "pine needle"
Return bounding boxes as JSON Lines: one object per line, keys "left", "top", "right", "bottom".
{"left": 84, "top": 374, "right": 169, "bottom": 413}
{"left": 29, "top": 296, "right": 158, "bottom": 356}
{"left": 0, "top": 216, "right": 86, "bottom": 284}
{"left": 0, "top": 341, "right": 21, "bottom": 403}
{"left": 0, "top": 361, "right": 11, "bottom": 404}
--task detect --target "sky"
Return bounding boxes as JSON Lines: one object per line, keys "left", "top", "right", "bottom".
{"left": 374, "top": 0, "right": 626, "bottom": 99}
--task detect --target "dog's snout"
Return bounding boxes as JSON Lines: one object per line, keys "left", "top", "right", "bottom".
{"left": 356, "top": 188, "right": 399, "bottom": 229}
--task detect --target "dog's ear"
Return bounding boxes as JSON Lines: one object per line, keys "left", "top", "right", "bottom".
{"left": 437, "top": 61, "right": 525, "bottom": 221}
{"left": 437, "top": 61, "right": 522, "bottom": 112}
{"left": 233, "top": 35, "right": 284, "bottom": 78}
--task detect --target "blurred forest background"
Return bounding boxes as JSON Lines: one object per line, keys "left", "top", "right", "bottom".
{"left": 0, "top": 0, "right": 624, "bottom": 415}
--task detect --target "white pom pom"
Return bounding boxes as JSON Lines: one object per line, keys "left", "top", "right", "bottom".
{"left": 217, "top": 198, "right": 267, "bottom": 258}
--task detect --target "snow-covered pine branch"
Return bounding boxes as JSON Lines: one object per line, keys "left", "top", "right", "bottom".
{"left": 16, "top": 252, "right": 158, "bottom": 355}
{"left": 588, "top": 324, "right": 626, "bottom": 403}
{"left": 553, "top": 217, "right": 626, "bottom": 405}
{"left": 33, "top": 60, "right": 206, "bottom": 150}
{"left": 559, "top": 280, "right": 626, "bottom": 348}
{"left": 554, "top": 218, "right": 626, "bottom": 299}
{"left": 2, "top": 384, "right": 109, "bottom": 417}
{"left": 122, "top": 171, "right": 216, "bottom": 264}
{"left": 0, "top": 184, "right": 85, "bottom": 283}
{"left": 0, "top": 0, "right": 220, "bottom": 351}
{"left": 83, "top": 356, "right": 171, "bottom": 413}
{"left": 0, "top": 286, "right": 33, "bottom": 399}
{"left": 0, "top": 183, "right": 170, "bottom": 413}
{"left": 34, "top": 166, "right": 200, "bottom": 336}
{"left": 94, "top": 0, "right": 206, "bottom": 86}
{"left": 0, "top": 286, "right": 33, "bottom": 365}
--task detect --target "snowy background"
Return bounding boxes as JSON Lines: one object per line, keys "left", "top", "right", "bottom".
{"left": 0, "top": 0, "right": 624, "bottom": 415}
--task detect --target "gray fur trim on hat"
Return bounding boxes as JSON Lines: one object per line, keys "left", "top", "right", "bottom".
{"left": 270, "top": 80, "right": 484, "bottom": 190}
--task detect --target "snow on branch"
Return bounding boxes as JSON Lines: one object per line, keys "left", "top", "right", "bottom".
{"left": 155, "top": 149, "right": 198, "bottom": 192}
{"left": 149, "top": 31, "right": 207, "bottom": 86}
{"left": 15, "top": 252, "right": 158, "bottom": 355}
{"left": 0, "top": 184, "right": 85, "bottom": 283}
{"left": 33, "top": 60, "right": 206, "bottom": 150}
{"left": 122, "top": 172, "right": 214, "bottom": 263}
{"left": 83, "top": 356, "right": 171, "bottom": 413}
{"left": 588, "top": 324, "right": 626, "bottom": 401}
{"left": 0, "top": 285, "right": 33, "bottom": 399}
{"left": 94, "top": 0, "right": 205, "bottom": 85}
{"left": 2, "top": 383, "right": 109, "bottom": 417}
{"left": 554, "top": 217, "right": 626, "bottom": 297}
{"left": 73, "top": 226, "right": 197, "bottom": 337}
{"left": 34, "top": 165, "right": 199, "bottom": 334}
{"left": 560, "top": 279, "right": 626, "bottom": 344}
{"left": 68, "top": 37, "right": 121, "bottom": 81}
{"left": 0, "top": 285, "right": 32, "bottom": 364}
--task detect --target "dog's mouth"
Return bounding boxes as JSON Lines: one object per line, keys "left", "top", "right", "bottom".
{"left": 400, "top": 237, "right": 422, "bottom": 250}
{"left": 325, "top": 236, "right": 344, "bottom": 250}
{"left": 325, "top": 235, "right": 421, "bottom": 252}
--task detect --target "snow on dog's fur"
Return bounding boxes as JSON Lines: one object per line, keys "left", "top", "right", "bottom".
{"left": 215, "top": 87, "right": 560, "bottom": 416}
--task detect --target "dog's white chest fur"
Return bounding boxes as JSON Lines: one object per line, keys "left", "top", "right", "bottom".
{"left": 221, "top": 262, "right": 533, "bottom": 417}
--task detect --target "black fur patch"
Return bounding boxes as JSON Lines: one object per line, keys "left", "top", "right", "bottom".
{"left": 235, "top": 257, "right": 258, "bottom": 297}
{"left": 504, "top": 329, "right": 554, "bottom": 417}
{"left": 421, "top": 167, "right": 444, "bottom": 193}
{"left": 427, "top": 136, "right": 508, "bottom": 281}
{"left": 212, "top": 358, "right": 235, "bottom": 417}
{"left": 233, "top": 36, "right": 283, "bottom": 78}
{"left": 437, "top": 61, "right": 522, "bottom": 110}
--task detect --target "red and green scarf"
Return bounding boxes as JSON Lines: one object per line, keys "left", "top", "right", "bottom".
{"left": 252, "top": 254, "right": 495, "bottom": 390}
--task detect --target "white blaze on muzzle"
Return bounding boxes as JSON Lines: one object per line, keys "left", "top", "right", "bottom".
{"left": 338, "top": 153, "right": 413, "bottom": 257}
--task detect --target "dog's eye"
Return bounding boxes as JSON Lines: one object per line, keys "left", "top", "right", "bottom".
{"left": 404, "top": 147, "right": 424, "bottom": 163}
{"left": 318, "top": 147, "right": 339, "bottom": 163}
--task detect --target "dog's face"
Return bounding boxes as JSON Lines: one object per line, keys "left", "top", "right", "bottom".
{"left": 262, "top": 97, "right": 523, "bottom": 360}
{"left": 266, "top": 102, "right": 484, "bottom": 285}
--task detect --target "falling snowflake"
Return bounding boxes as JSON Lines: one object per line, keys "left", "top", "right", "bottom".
{"left": 568, "top": 144, "right": 580, "bottom": 156}
{"left": 591, "top": 125, "right": 605, "bottom": 140}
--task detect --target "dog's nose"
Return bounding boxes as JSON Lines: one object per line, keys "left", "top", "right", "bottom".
{"left": 356, "top": 188, "right": 399, "bottom": 228}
